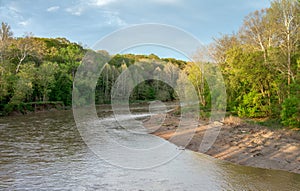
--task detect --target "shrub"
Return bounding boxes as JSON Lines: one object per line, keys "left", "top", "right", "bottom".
{"left": 236, "top": 91, "right": 269, "bottom": 118}
{"left": 281, "top": 96, "right": 300, "bottom": 128}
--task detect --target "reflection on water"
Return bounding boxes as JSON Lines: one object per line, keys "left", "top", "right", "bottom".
{"left": 1, "top": 106, "right": 300, "bottom": 190}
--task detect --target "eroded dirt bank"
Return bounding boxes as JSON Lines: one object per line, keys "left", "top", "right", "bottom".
{"left": 145, "top": 113, "right": 300, "bottom": 174}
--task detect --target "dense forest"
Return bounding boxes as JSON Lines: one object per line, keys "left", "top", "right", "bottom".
{"left": 0, "top": 27, "right": 185, "bottom": 115}
{"left": 0, "top": 0, "right": 299, "bottom": 128}
{"left": 210, "top": 0, "right": 300, "bottom": 127}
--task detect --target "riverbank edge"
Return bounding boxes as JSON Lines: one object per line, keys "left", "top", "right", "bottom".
{"left": 147, "top": 112, "right": 300, "bottom": 174}
{"left": 0, "top": 101, "right": 163, "bottom": 116}
{"left": 0, "top": 101, "right": 66, "bottom": 116}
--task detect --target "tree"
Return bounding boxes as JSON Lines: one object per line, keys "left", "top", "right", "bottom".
{"left": 12, "top": 36, "right": 46, "bottom": 73}
{"left": 36, "top": 62, "right": 58, "bottom": 102}
{"left": 0, "top": 22, "right": 13, "bottom": 41}
{"left": 268, "top": 0, "right": 300, "bottom": 88}
{"left": 210, "top": 34, "right": 240, "bottom": 64}
{"left": 10, "top": 63, "right": 36, "bottom": 104}
{"left": 0, "top": 22, "right": 13, "bottom": 64}
{"left": 60, "top": 44, "right": 83, "bottom": 79}
{"left": 176, "top": 70, "right": 198, "bottom": 105}
{"left": 184, "top": 62, "right": 208, "bottom": 107}
{"left": 281, "top": 96, "right": 300, "bottom": 128}
{"left": 239, "top": 9, "right": 274, "bottom": 64}
{"left": 49, "top": 71, "right": 73, "bottom": 105}
{"left": 0, "top": 62, "right": 10, "bottom": 101}
{"left": 163, "top": 62, "right": 179, "bottom": 87}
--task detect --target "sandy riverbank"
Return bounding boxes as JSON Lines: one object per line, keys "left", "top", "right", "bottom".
{"left": 144, "top": 112, "right": 300, "bottom": 174}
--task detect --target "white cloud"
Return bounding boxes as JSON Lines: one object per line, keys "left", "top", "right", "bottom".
{"left": 64, "top": 1, "right": 127, "bottom": 26}
{"left": 89, "top": 0, "right": 117, "bottom": 6}
{"left": 47, "top": 6, "right": 60, "bottom": 12}
{"left": 65, "top": 6, "right": 85, "bottom": 16}
{"left": 104, "top": 11, "right": 127, "bottom": 26}
{"left": 65, "top": 0, "right": 118, "bottom": 16}
{"left": 18, "top": 19, "right": 30, "bottom": 26}
{"left": 151, "top": 0, "right": 182, "bottom": 5}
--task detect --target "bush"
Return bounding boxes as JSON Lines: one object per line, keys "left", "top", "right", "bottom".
{"left": 236, "top": 91, "right": 269, "bottom": 118}
{"left": 281, "top": 96, "right": 300, "bottom": 128}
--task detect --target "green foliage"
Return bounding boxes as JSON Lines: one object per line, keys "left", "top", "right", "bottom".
{"left": 0, "top": 24, "right": 180, "bottom": 113}
{"left": 49, "top": 72, "right": 73, "bottom": 105}
{"left": 130, "top": 80, "right": 175, "bottom": 102}
{"left": 185, "top": 62, "right": 209, "bottom": 108}
{"left": 210, "top": 0, "right": 300, "bottom": 127}
{"left": 108, "top": 54, "right": 134, "bottom": 68}
{"left": 0, "top": 61, "right": 11, "bottom": 101}
{"left": 236, "top": 91, "right": 269, "bottom": 118}
{"left": 0, "top": 24, "right": 87, "bottom": 114}
{"left": 10, "top": 63, "right": 36, "bottom": 104}
{"left": 1, "top": 0, "right": 300, "bottom": 129}
{"left": 36, "top": 62, "right": 58, "bottom": 101}
{"left": 281, "top": 97, "right": 300, "bottom": 128}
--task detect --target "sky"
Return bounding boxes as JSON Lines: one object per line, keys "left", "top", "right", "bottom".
{"left": 0, "top": 0, "right": 271, "bottom": 59}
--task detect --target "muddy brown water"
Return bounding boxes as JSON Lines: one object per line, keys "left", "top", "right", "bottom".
{"left": 1, "top": 105, "right": 300, "bottom": 190}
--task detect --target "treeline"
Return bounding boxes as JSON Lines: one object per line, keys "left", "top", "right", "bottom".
{"left": 95, "top": 55, "right": 183, "bottom": 104}
{"left": 209, "top": 0, "right": 300, "bottom": 127}
{"left": 0, "top": 25, "right": 184, "bottom": 115}
{"left": 0, "top": 27, "right": 85, "bottom": 114}
{"left": 1, "top": 0, "right": 299, "bottom": 128}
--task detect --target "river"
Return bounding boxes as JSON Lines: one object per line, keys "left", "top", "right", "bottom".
{"left": 1, "top": 105, "right": 300, "bottom": 190}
